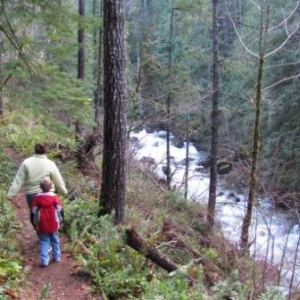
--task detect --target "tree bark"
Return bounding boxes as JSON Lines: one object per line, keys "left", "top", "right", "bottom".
{"left": 78, "top": 0, "right": 85, "bottom": 80}
{"left": 125, "top": 228, "right": 178, "bottom": 273}
{"left": 93, "top": 0, "right": 103, "bottom": 129}
{"left": 76, "top": 0, "right": 86, "bottom": 141}
{"left": 166, "top": 4, "right": 174, "bottom": 190}
{"left": 207, "top": 0, "right": 220, "bottom": 228}
{"left": 240, "top": 5, "right": 268, "bottom": 253}
{"left": 240, "top": 56, "right": 264, "bottom": 253}
{"left": 184, "top": 113, "right": 190, "bottom": 199}
{"left": 99, "top": 0, "right": 127, "bottom": 225}
{"left": 0, "top": 42, "right": 3, "bottom": 117}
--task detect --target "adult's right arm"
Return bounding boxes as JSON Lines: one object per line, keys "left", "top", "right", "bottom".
{"left": 50, "top": 163, "right": 68, "bottom": 196}
{"left": 7, "top": 163, "right": 27, "bottom": 199}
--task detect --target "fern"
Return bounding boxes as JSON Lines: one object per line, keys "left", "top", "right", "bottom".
{"left": 258, "top": 287, "right": 285, "bottom": 300}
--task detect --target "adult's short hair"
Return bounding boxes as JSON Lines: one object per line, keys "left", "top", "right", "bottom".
{"left": 35, "top": 143, "right": 47, "bottom": 154}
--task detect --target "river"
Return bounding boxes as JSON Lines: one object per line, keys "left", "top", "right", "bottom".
{"left": 129, "top": 129, "right": 300, "bottom": 296}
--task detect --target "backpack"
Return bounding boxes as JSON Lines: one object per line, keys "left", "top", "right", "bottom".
{"left": 32, "top": 196, "right": 62, "bottom": 233}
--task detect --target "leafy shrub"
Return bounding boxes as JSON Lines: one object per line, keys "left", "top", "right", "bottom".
{"left": 144, "top": 275, "right": 207, "bottom": 300}
{"left": 0, "top": 149, "right": 24, "bottom": 296}
{"left": 258, "top": 287, "right": 286, "bottom": 300}
{"left": 65, "top": 198, "right": 149, "bottom": 298}
{"left": 211, "top": 270, "right": 248, "bottom": 300}
{"left": 2, "top": 108, "right": 74, "bottom": 156}
{"left": 0, "top": 148, "right": 16, "bottom": 188}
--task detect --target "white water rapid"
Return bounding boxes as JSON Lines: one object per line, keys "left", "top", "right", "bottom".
{"left": 129, "top": 129, "right": 300, "bottom": 296}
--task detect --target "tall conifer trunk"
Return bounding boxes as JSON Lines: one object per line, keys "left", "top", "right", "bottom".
{"left": 93, "top": 0, "right": 103, "bottom": 129}
{"left": 240, "top": 5, "right": 269, "bottom": 254}
{"left": 76, "top": 0, "right": 85, "bottom": 141}
{"left": 0, "top": 42, "right": 3, "bottom": 117}
{"left": 166, "top": 4, "right": 174, "bottom": 189}
{"left": 240, "top": 56, "right": 264, "bottom": 252}
{"left": 240, "top": 25, "right": 266, "bottom": 254}
{"left": 207, "top": 0, "right": 220, "bottom": 228}
{"left": 99, "top": 0, "right": 126, "bottom": 225}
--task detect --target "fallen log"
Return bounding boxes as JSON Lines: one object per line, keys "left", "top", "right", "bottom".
{"left": 125, "top": 227, "right": 224, "bottom": 286}
{"left": 125, "top": 228, "right": 178, "bottom": 273}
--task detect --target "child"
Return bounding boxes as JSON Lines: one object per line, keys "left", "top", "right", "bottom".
{"left": 31, "top": 177, "right": 64, "bottom": 268}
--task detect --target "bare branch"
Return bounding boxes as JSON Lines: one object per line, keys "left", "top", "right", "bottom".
{"left": 249, "top": 0, "right": 263, "bottom": 11}
{"left": 265, "top": 60, "right": 300, "bottom": 70}
{"left": 263, "top": 73, "right": 300, "bottom": 91}
{"left": 268, "top": 1, "right": 300, "bottom": 32}
{"left": 226, "top": 7, "right": 259, "bottom": 58}
{"left": 0, "top": 75, "right": 12, "bottom": 92}
{"left": 281, "top": 7, "right": 290, "bottom": 36}
{"left": 227, "top": 1, "right": 300, "bottom": 60}
{"left": 265, "top": 23, "right": 299, "bottom": 58}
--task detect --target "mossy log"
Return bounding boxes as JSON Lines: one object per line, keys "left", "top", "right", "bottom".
{"left": 125, "top": 228, "right": 178, "bottom": 273}
{"left": 125, "top": 227, "right": 224, "bottom": 286}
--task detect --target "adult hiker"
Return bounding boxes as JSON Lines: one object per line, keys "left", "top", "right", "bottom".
{"left": 7, "top": 143, "right": 68, "bottom": 219}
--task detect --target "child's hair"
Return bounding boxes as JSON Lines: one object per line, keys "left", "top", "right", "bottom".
{"left": 40, "top": 178, "right": 52, "bottom": 192}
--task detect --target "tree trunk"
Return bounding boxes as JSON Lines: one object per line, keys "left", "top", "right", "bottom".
{"left": 78, "top": 0, "right": 85, "bottom": 80}
{"left": 125, "top": 228, "right": 178, "bottom": 273}
{"left": 207, "top": 0, "right": 220, "bottom": 228}
{"left": 135, "top": 46, "right": 144, "bottom": 119}
{"left": 99, "top": 0, "right": 127, "bottom": 225}
{"left": 240, "top": 4, "right": 269, "bottom": 253}
{"left": 166, "top": 4, "right": 174, "bottom": 190}
{"left": 0, "top": 42, "right": 3, "bottom": 117}
{"left": 240, "top": 56, "right": 264, "bottom": 253}
{"left": 76, "top": 0, "right": 86, "bottom": 141}
{"left": 184, "top": 113, "right": 190, "bottom": 199}
{"left": 93, "top": 0, "right": 103, "bottom": 129}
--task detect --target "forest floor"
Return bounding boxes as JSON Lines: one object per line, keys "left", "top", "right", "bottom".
{"left": 5, "top": 147, "right": 98, "bottom": 300}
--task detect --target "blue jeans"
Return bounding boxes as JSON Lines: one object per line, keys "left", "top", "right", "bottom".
{"left": 38, "top": 231, "right": 61, "bottom": 266}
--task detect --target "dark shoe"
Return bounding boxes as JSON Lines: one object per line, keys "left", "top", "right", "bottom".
{"left": 53, "top": 259, "right": 60, "bottom": 263}
{"left": 41, "top": 264, "right": 48, "bottom": 268}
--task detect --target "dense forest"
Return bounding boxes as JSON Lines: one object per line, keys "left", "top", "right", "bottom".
{"left": 2, "top": 0, "right": 300, "bottom": 196}
{"left": 1, "top": 0, "right": 300, "bottom": 299}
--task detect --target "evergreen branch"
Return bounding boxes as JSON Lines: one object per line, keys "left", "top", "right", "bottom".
{"left": 0, "top": 0, "right": 33, "bottom": 73}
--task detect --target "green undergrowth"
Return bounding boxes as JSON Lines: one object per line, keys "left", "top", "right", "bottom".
{"left": 63, "top": 175, "right": 285, "bottom": 300}
{"left": 0, "top": 106, "right": 74, "bottom": 157}
{"left": 0, "top": 108, "right": 77, "bottom": 299}
{"left": 0, "top": 108, "right": 287, "bottom": 299}
{"left": 63, "top": 194, "right": 209, "bottom": 299}
{"left": 0, "top": 147, "right": 25, "bottom": 299}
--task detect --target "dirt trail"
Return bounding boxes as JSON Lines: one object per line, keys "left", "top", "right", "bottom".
{"left": 5, "top": 147, "right": 95, "bottom": 300}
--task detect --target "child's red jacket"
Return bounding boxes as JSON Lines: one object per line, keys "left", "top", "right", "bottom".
{"left": 31, "top": 192, "right": 64, "bottom": 233}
